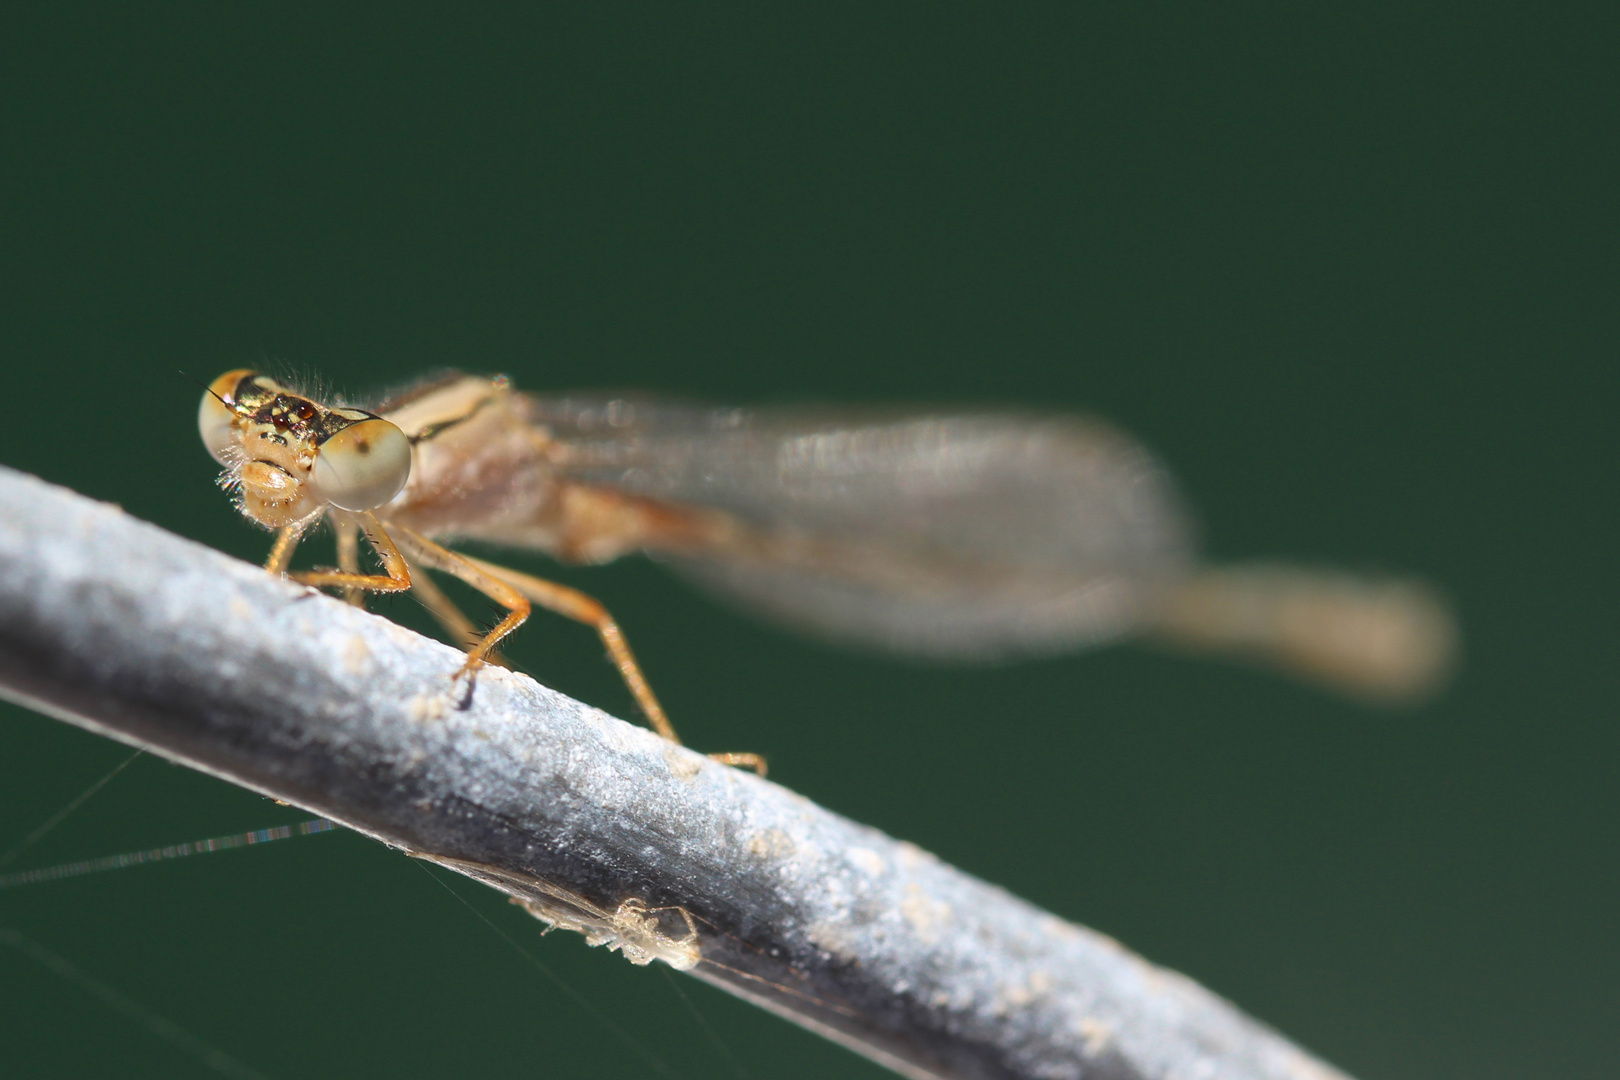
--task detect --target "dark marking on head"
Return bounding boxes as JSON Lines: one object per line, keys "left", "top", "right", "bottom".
{"left": 228, "top": 375, "right": 378, "bottom": 450}
{"left": 310, "top": 409, "right": 377, "bottom": 447}
{"left": 223, "top": 373, "right": 256, "bottom": 405}
{"left": 234, "top": 376, "right": 282, "bottom": 413}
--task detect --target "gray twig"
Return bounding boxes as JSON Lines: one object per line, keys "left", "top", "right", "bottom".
{"left": 0, "top": 465, "right": 1351, "bottom": 1080}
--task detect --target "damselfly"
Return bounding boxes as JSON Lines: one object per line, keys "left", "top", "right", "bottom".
{"left": 200, "top": 370, "right": 1456, "bottom": 760}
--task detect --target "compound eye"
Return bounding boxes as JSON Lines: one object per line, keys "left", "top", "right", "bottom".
{"left": 198, "top": 369, "right": 255, "bottom": 464}
{"left": 311, "top": 417, "right": 411, "bottom": 511}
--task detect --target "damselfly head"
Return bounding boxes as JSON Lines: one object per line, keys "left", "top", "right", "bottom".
{"left": 199, "top": 370, "right": 411, "bottom": 527}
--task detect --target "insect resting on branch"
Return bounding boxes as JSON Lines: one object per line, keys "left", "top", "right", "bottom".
{"left": 200, "top": 369, "right": 1457, "bottom": 769}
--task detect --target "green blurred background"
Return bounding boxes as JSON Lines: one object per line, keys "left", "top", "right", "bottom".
{"left": 0, "top": 6, "right": 1612, "bottom": 1079}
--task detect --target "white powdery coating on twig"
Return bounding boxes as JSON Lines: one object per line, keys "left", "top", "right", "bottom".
{"left": 0, "top": 466, "right": 1352, "bottom": 1080}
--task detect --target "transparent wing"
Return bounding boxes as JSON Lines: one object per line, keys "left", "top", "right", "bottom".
{"left": 522, "top": 394, "right": 1196, "bottom": 661}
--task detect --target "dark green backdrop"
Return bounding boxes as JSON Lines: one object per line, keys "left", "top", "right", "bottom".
{"left": 0, "top": 6, "right": 1612, "bottom": 1079}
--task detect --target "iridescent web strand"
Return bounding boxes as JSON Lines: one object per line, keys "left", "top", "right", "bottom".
{"left": 0, "top": 819, "right": 338, "bottom": 890}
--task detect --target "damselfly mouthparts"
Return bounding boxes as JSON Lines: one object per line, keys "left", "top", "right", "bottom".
{"left": 201, "top": 370, "right": 1456, "bottom": 759}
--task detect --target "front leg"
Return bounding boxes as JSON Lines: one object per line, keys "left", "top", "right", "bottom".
{"left": 289, "top": 511, "right": 411, "bottom": 597}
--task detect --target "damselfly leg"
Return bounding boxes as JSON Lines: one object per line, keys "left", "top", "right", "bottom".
{"left": 332, "top": 515, "right": 365, "bottom": 607}
{"left": 451, "top": 550, "right": 767, "bottom": 775}
{"left": 289, "top": 515, "right": 765, "bottom": 772}
{"left": 401, "top": 551, "right": 513, "bottom": 668}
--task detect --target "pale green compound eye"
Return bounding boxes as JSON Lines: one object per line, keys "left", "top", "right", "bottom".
{"left": 311, "top": 418, "right": 411, "bottom": 511}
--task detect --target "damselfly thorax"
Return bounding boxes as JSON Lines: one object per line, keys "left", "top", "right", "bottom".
{"left": 200, "top": 370, "right": 1458, "bottom": 765}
